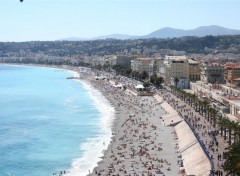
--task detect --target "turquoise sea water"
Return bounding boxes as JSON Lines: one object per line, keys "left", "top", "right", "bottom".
{"left": 0, "top": 65, "right": 114, "bottom": 176}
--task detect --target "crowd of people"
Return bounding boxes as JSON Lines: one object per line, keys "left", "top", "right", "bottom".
{"left": 77, "top": 71, "right": 180, "bottom": 176}
{"left": 70, "top": 67, "right": 227, "bottom": 175}
{"left": 162, "top": 92, "right": 227, "bottom": 175}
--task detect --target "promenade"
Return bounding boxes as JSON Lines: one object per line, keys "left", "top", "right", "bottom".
{"left": 64, "top": 67, "right": 228, "bottom": 175}
{"left": 161, "top": 91, "right": 229, "bottom": 175}
{"left": 80, "top": 69, "right": 228, "bottom": 176}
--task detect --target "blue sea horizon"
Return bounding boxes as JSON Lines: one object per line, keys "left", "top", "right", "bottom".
{"left": 0, "top": 65, "right": 114, "bottom": 176}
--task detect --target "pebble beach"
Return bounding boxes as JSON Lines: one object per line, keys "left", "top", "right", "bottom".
{"left": 78, "top": 70, "right": 181, "bottom": 176}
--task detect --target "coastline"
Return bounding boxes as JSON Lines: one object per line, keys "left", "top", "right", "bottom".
{"left": 76, "top": 68, "right": 211, "bottom": 176}
{"left": 1, "top": 64, "right": 117, "bottom": 175}
{"left": 3, "top": 64, "right": 182, "bottom": 175}
{"left": 76, "top": 69, "right": 180, "bottom": 175}
{"left": 64, "top": 78, "right": 116, "bottom": 176}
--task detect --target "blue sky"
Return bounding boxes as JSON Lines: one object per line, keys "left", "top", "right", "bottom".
{"left": 0, "top": 0, "right": 239, "bottom": 41}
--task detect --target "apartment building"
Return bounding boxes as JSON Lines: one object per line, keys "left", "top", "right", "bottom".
{"left": 131, "top": 58, "right": 155, "bottom": 75}
{"left": 115, "top": 55, "right": 135, "bottom": 66}
{"left": 201, "top": 63, "right": 225, "bottom": 84}
{"left": 224, "top": 63, "right": 240, "bottom": 84}
{"left": 164, "top": 56, "right": 189, "bottom": 88}
{"left": 188, "top": 59, "right": 201, "bottom": 82}
{"left": 165, "top": 55, "right": 189, "bottom": 78}
{"left": 229, "top": 100, "right": 240, "bottom": 120}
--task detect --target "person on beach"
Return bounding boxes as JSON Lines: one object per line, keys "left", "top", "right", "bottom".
{"left": 83, "top": 71, "right": 180, "bottom": 176}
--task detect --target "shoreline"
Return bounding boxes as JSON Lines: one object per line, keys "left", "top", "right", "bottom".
{"left": 66, "top": 79, "right": 116, "bottom": 176}
{"left": 2, "top": 64, "right": 183, "bottom": 175}
{"left": 77, "top": 69, "right": 180, "bottom": 175}
{"left": 1, "top": 63, "right": 117, "bottom": 175}
{"left": 75, "top": 68, "right": 212, "bottom": 176}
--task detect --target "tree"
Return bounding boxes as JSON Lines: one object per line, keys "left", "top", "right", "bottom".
{"left": 96, "top": 64, "right": 102, "bottom": 70}
{"left": 150, "top": 73, "right": 164, "bottom": 88}
{"left": 143, "top": 81, "right": 150, "bottom": 89}
{"left": 202, "top": 99, "right": 210, "bottom": 117}
{"left": 131, "top": 71, "right": 139, "bottom": 79}
{"left": 174, "top": 77, "right": 179, "bottom": 87}
{"left": 223, "top": 142, "right": 240, "bottom": 176}
{"left": 150, "top": 73, "right": 157, "bottom": 84}
{"left": 103, "top": 63, "right": 110, "bottom": 71}
{"left": 125, "top": 67, "right": 132, "bottom": 76}
{"left": 141, "top": 71, "right": 149, "bottom": 80}
{"left": 211, "top": 108, "right": 218, "bottom": 127}
{"left": 155, "top": 77, "right": 164, "bottom": 88}
{"left": 190, "top": 94, "right": 197, "bottom": 107}
{"left": 218, "top": 116, "right": 226, "bottom": 137}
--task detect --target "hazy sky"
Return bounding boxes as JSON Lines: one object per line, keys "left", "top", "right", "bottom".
{"left": 0, "top": 0, "right": 239, "bottom": 41}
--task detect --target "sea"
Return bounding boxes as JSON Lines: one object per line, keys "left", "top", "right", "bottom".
{"left": 0, "top": 64, "right": 115, "bottom": 176}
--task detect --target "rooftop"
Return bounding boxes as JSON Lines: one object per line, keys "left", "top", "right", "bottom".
{"left": 166, "top": 55, "right": 187, "bottom": 60}
{"left": 207, "top": 62, "right": 224, "bottom": 67}
{"left": 188, "top": 59, "right": 199, "bottom": 64}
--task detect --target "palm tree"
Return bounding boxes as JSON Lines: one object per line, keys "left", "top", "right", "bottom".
{"left": 210, "top": 108, "right": 218, "bottom": 127}
{"left": 141, "top": 71, "right": 149, "bottom": 80}
{"left": 198, "top": 100, "right": 204, "bottom": 115}
{"left": 190, "top": 94, "right": 197, "bottom": 107}
{"left": 218, "top": 117, "right": 236, "bottom": 145}
{"left": 223, "top": 142, "right": 240, "bottom": 176}
{"left": 218, "top": 117, "right": 229, "bottom": 141}
{"left": 226, "top": 121, "right": 240, "bottom": 144}
{"left": 232, "top": 121, "right": 240, "bottom": 143}
{"left": 185, "top": 92, "right": 191, "bottom": 105}
{"left": 202, "top": 99, "right": 210, "bottom": 117}
{"left": 217, "top": 115, "right": 225, "bottom": 137}
{"left": 207, "top": 107, "right": 212, "bottom": 122}
{"left": 179, "top": 89, "right": 186, "bottom": 101}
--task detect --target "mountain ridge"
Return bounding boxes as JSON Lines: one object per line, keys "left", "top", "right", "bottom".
{"left": 59, "top": 25, "right": 240, "bottom": 41}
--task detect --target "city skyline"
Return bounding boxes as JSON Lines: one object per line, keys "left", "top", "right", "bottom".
{"left": 0, "top": 0, "right": 240, "bottom": 41}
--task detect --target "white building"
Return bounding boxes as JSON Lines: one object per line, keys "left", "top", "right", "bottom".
{"left": 131, "top": 58, "right": 155, "bottom": 75}
{"left": 164, "top": 56, "right": 189, "bottom": 87}
{"left": 229, "top": 101, "right": 240, "bottom": 120}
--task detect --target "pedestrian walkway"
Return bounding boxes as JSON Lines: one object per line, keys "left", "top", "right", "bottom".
{"left": 161, "top": 91, "right": 228, "bottom": 175}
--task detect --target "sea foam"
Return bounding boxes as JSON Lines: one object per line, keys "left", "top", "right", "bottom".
{"left": 66, "top": 79, "right": 115, "bottom": 176}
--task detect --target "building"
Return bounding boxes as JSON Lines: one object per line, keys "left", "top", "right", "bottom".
{"left": 165, "top": 56, "right": 189, "bottom": 80}
{"left": 224, "top": 63, "right": 240, "bottom": 84}
{"left": 233, "top": 78, "right": 240, "bottom": 86}
{"left": 191, "top": 82, "right": 240, "bottom": 121}
{"left": 108, "top": 55, "right": 117, "bottom": 67}
{"left": 115, "top": 55, "right": 135, "bottom": 66}
{"left": 84, "top": 57, "right": 93, "bottom": 65}
{"left": 188, "top": 58, "right": 201, "bottom": 82}
{"left": 229, "top": 100, "right": 240, "bottom": 120}
{"left": 131, "top": 58, "right": 155, "bottom": 75}
{"left": 164, "top": 56, "right": 190, "bottom": 88}
{"left": 155, "top": 58, "right": 165, "bottom": 77}
{"left": 201, "top": 63, "right": 225, "bottom": 84}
